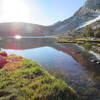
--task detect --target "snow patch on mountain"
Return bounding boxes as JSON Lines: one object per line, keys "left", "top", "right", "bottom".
{"left": 92, "top": 14, "right": 100, "bottom": 17}
{"left": 77, "top": 14, "right": 100, "bottom": 29}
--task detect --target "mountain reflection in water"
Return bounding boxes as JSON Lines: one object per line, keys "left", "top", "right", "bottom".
{"left": 0, "top": 38, "right": 100, "bottom": 100}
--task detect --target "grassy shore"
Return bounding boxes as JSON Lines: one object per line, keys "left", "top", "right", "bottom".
{"left": 57, "top": 37, "right": 100, "bottom": 44}
{"left": 0, "top": 54, "right": 79, "bottom": 100}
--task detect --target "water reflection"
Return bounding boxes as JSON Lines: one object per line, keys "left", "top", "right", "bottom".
{"left": 89, "top": 51, "right": 100, "bottom": 60}
{"left": 0, "top": 38, "right": 100, "bottom": 100}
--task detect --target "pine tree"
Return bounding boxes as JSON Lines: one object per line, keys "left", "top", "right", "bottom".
{"left": 83, "top": 25, "right": 94, "bottom": 37}
{"left": 94, "top": 28, "right": 100, "bottom": 38}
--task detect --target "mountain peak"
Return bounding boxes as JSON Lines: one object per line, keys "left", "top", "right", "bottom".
{"left": 85, "top": 0, "right": 100, "bottom": 9}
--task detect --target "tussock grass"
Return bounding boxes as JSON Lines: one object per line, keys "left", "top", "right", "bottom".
{"left": 0, "top": 58, "right": 79, "bottom": 100}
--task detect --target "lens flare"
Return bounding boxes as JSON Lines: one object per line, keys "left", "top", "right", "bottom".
{"left": 14, "top": 35, "right": 22, "bottom": 39}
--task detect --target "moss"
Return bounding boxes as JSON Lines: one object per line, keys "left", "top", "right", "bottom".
{"left": 0, "top": 59, "right": 79, "bottom": 100}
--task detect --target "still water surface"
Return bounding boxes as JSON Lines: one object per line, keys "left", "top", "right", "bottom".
{"left": 0, "top": 38, "right": 100, "bottom": 100}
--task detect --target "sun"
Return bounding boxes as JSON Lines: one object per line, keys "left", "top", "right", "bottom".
{"left": 1, "top": 0, "right": 31, "bottom": 22}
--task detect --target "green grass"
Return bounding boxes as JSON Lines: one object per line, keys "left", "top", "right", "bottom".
{"left": 0, "top": 59, "right": 79, "bottom": 100}
{"left": 57, "top": 37, "right": 100, "bottom": 44}
{"left": 57, "top": 39, "right": 76, "bottom": 43}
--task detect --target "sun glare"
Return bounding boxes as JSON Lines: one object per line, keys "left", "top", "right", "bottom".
{"left": 14, "top": 35, "right": 22, "bottom": 39}
{"left": 1, "top": 0, "right": 31, "bottom": 22}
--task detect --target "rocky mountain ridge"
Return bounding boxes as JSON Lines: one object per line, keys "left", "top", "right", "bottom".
{"left": 0, "top": 0, "right": 100, "bottom": 36}
{"left": 50, "top": 0, "right": 100, "bottom": 35}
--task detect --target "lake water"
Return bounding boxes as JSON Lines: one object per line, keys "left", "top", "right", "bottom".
{"left": 0, "top": 38, "right": 100, "bottom": 100}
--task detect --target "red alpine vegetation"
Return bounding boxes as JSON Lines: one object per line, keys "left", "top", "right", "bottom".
{"left": 0, "top": 51, "right": 8, "bottom": 57}
{"left": 0, "top": 55, "right": 7, "bottom": 68}
{"left": 4, "top": 54, "right": 24, "bottom": 71}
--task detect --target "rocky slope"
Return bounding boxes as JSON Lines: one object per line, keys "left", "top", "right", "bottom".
{"left": 0, "top": 0, "right": 100, "bottom": 36}
{"left": 0, "top": 22, "right": 50, "bottom": 36}
{"left": 50, "top": 0, "right": 100, "bottom": 35}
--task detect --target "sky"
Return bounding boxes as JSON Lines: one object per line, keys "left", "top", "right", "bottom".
{"left": 0, "top": 0, "right": 85, "bottom": 25}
